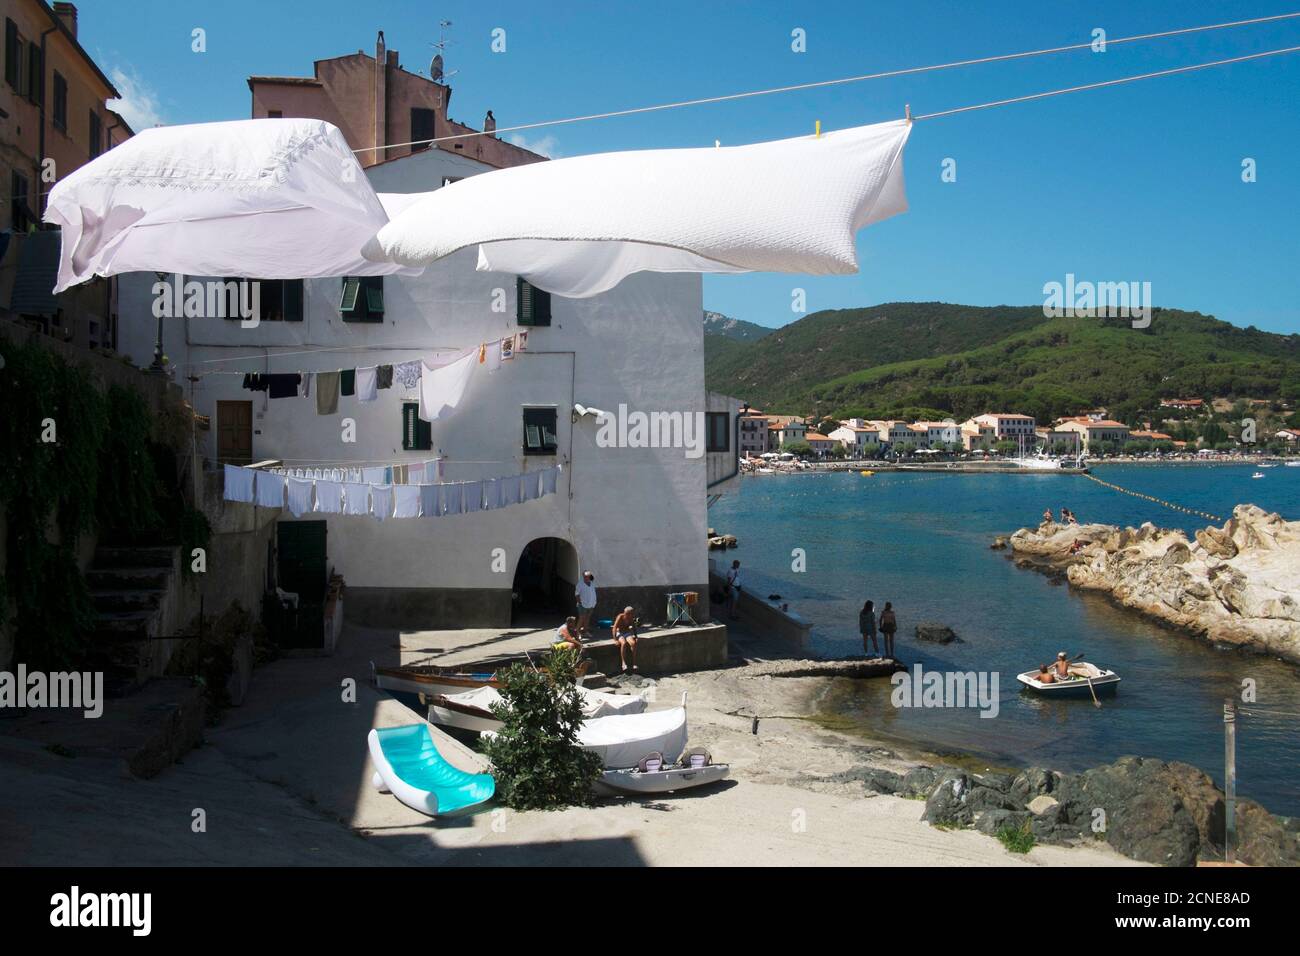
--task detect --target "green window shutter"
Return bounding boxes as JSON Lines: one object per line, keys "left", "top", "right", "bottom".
{"left": 403, "top": 403, "right": 432, "bottom": 451}
{"left": 4, "top": 20, "right": 18, "bottom": 90}
{"left": 516, "top": 278, "right": 552, "bottom": 327}
{"left": 339, "top": 277, "right": 360, "bottom": 314}
{"left": 364, "top": 277, "right": 384, "bottom": 315}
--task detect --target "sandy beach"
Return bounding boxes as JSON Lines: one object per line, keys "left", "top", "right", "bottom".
{"left": 0, "top": 619, "right": 1141, "bottom": 867}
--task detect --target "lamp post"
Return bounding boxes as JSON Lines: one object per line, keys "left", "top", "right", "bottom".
{"left": 149, "top": 271, "right": 167, "bottom": 373}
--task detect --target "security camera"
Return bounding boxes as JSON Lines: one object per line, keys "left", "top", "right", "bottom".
{"left": 572, "top": 404, "right": 608, "bottom": 420}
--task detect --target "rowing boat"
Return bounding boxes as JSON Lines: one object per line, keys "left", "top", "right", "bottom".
{"left": 428, "top": 683, "right": 648, "bottom": 734}
{"left": 1015, "top": 663, "right": 1121, "bottom": 698}
{"left": 371, "top": 658, "right": 590, "bottom": 698}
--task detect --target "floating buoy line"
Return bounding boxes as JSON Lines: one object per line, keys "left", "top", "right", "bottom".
{"left": 1082, "top": 472, "right": 1223, "bottom": 524}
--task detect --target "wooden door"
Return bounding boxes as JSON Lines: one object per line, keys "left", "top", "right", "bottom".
{"left": 216, "top": 400, "right": 253, "bottom": 464}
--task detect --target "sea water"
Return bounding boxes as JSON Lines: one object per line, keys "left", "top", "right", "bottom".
{"left": 708, "top": 464, "right": 1300, "bottom": 815}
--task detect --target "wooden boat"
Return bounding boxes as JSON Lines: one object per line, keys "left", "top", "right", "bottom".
{"left": 371, "top": 658, "right": 589, "bottom": 698}
{"left": 1016, "top": 663, "right": 1120, "bottom": 698}
{"left": 428, "top": 683, "right": 647, "bottom": 734}
{"left": 595, "top": 762, "right": 730, "bottom": 795}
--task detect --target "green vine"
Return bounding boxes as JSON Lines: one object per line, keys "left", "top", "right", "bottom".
{"left": 0, "top": 337, "right": 183, "bottom": 669}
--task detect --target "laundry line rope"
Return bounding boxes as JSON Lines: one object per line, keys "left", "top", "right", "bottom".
{"left": 356, "top": 11, "right": 1300, "bottom": 153}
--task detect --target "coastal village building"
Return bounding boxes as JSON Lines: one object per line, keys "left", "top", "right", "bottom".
{"left": 1274, "top": 428, "right": 1300, "bottom": 444}
{"left": 1, "top": 1, "right": 131, "bottom": 349}
{"left": 738, "top": 408, "right": 771, "bottom": 456}
{"left": 1129, "top": 429, "right": 1173, "bottom": 443}
{"left": 968, "top": 412, "right": 1037, "bottom": 441}
{"left": 1036, "top": 427, "right": 1082, "bottom": 454}
{"left": 1160, "top": 398, "right": 1204, "bottom": 410}
{"left": 1057, "top": 417, "right": 1131, "bottom": 452}
{"left": 767, "top": 416, "right": 807, "bottom": 448}
{"left": 827, "top": 422, "right": 881, "bottom": 455}
{"left": 914, "top": 420, "right": 961, "bottom": 447}
{"left": 115, "top": 34, "right": 736, "bottom": 632}
{"left": 961, "top": 420, "right": 997, "bottom": 451}
{"left": 803, "top": 432, "right": 835, "bottom": 455}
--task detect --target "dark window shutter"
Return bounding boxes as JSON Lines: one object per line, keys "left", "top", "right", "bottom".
{"left": 89, "top": 111, "right": 101, "bottom": 158}
{"left": 402, "top": 403, "right": 432, "bottom": 451}
{"left": 516, "top": 278, "right": 552, "bottom": 327}
{"left": 26, "top": 41, "right": 41, "bottom": 106}
{"left": 410, "top": 108, "right": 435, "bottom": 152}
{"left": 53, "top": 71, "right": 67, "bottom": 129}
{"left": 283, "top": 279, "right": 304, "bottom": 321}
{"left": 339, "top": 277, "right": 360, "bottom": 313}
{"left": 4, "top": 20, "right": 18, "bottom": 90}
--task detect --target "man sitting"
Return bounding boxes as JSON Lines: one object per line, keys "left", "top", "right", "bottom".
{"left": 612, "top": 606, "right": 639, "bottom": 673}
{"left": 553, "top": 616, "right": 583, "bottom": 654}
{"left": 1036, "top": 664, "right": 1056, "bottom": 684}
{"left": 1051, "top": 652, "right": 1071, "bottom": 679}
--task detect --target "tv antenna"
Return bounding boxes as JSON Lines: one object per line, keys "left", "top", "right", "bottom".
{"left": 429, "top": 20, "right": 457, "bottom": 82}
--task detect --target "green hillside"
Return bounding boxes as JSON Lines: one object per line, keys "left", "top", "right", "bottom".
{"left": 704, "top": 303, "right": 1300, "bottom": 423}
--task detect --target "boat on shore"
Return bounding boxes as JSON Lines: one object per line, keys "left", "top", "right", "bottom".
{"left": 428, "top": 683, "right": 647, "bottom": 733}
{"left": 371, "top": 659, "right": 592, "bottom": 698}
{"left": 1016, "top": 663, "right": 1121, "bottom": 698}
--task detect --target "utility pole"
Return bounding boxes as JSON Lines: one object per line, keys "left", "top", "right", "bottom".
{"left": 1223, "top": 697, "right": 1237, "bottom": 864}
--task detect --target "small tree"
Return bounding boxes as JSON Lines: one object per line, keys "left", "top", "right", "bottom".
{"left": 481, "top": 648, "right": 602, "bottom": 810}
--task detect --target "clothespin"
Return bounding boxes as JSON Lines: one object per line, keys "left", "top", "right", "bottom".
{"left": 815, "top": 119, "right": 821, "bottom": 138}
{"left": 905, "top": 103, "right": 912, "bottom": 122}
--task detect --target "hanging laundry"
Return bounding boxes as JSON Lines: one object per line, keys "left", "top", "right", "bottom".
{"left": 409, "top": 462, "right": 426, "bottom": 484}
{"left": 255, "top": 471, "right": 287, "bottom": 508}
{"left": 223, "top": 464, "right": 255, "bottom": 503}
{"left": 418, "top": 351, "right": 476, "bottom": 422}
{"left": 314, "top": 480, "right": 344, "bottom": 514}
{"left": 362, "top": 466, "right": 385, "bottom": 485}
{"left": 356, "top": 366, "right": 379, "bottom": 402}
{"left": 497, "top": 474, "right": 522, "bottom": 507}
{"left": 267, "top": 373, "right": 302, "bottom": 399}
{"left": 242, "top": 373, "right": 269, "bottom": 392}
{"left": 482, "top": 340, "right": 502, "bottom": 374}
{"left": 376, "top": 365, "right": 394, "bottom": 390}
{"left": 419, "top": 483, "right": 441, "bottom": 518}
{"left": 500, "top": 337, "right": 516, "bottom": 362}
{"left": 371, "top": 483, "right": 394, "bottom": 521}
{"left": 393, "top": 360, "right": 422, "bottom": 390}
{"left": 299, "top": 372, "right": 313, "bottom": 399}
{"left": 340, "top": 369, "right": 356, "bottom": 396}
{"left": 393, "top": 484, "right": 421, "bottom": 518}
{"left": 286, "top": 477, "right": 314, "bottom": 517}
{"left": 442, "top": 482, "right": 464, "bottom": 516}
{"left": 516, "top": 329, "right": 529, "bottom": 352}
{"left": 393, "top": 463, "right": 409, "bottom": 485}
{"left": 343, "top": 482, "right": 370, "bottom": 516}
{"left": 520, "top": 470, "right": 540, "bottom": 501}
{"left": 316, "top": 371, "right": 340, "bottom": 415}
{"left": 542, "top": 466, "right": 559, "bottom": 496}
{"left": 464, "top": 479, "right": 486, "bottom": 513}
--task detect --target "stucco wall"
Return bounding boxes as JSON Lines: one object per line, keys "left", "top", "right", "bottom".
{"left": 115, "top": 145, "right": 707, "bottom": 623}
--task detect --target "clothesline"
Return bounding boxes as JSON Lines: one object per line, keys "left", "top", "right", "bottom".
{"left": 222, "top": 462, "right": 562, "bottom": 521}
{"left": 352, "top": 11, "right": 1300, "bottom": 153}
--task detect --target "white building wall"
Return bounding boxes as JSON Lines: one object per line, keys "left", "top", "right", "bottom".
{"left": 116, "top": 146, "right": 706, "bottom": 620}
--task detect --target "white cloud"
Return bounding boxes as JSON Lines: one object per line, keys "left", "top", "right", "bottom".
{"left": 509, "top": 133, "right": 560, "bottom": 158}
{"left": 106, "top": 67, "right": 165, "bottom": 131}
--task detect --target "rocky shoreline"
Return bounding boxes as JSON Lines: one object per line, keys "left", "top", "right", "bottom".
{"left": 857, "top": 753, "right": 1300, "bottom": 867}
{"left": 998, "top": 504, "right": 1300, "bottom": 664}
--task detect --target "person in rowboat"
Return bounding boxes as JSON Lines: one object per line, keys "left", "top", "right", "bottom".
{"left": 1036, "top": 664, "right": 1056, "bottom": 684}
{"left": 1051, "top": 652, "right": 1071, "bottom": 679}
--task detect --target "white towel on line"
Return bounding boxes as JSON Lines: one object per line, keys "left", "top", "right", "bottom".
{"left": 223, "top": 464, "right": 255, "bottom": 503}
{"left": 357, "top": 366, "right": 379, "bottom": 402}
{"left": 255, "top": 471, "right": 287, "bottom": 508}
{"left": 371, "top": 483, "right": 394, "bottom": 521}
{"left": 393, "top": 484, "right": 421, "bottom": 518}
{"left": 419, "top": 483, "right": 441, "bottom": 518}
{"left": 286, "top": 477, "right": 314, "bottom": 517}
{"left": 343, "top": 482, "right": 370, "bottom": 516}
{"left": 315, "top": 480, "right": 344, "bottom": 514}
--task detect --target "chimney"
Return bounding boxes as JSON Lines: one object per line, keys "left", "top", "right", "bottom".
{"left": 373, "top": 31, "right": 387, "bottom": 164}
{"left": 53, "top": 2, "right": 78, "bottom": 38}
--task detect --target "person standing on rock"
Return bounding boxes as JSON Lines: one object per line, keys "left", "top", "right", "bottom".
{"left": 725, "top": 560, "right": 743, "bottom": 620}
{"left": 859, "top": 600, "right": 879, "bottom": 656}
{"left": 880, "top": 602, "right": 898, "bottom": 659}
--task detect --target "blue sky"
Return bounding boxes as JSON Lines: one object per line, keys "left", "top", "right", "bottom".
{"left": 83, "top": 0, "right": 1300, "bottom": 334}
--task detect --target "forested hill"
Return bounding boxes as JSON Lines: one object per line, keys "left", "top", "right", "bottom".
{"left": 703, "top": 302, "right": 1300, "bottom": 424}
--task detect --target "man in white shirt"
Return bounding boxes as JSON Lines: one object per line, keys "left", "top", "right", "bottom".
{"left": 575, "top": 570, "right": 598, "bottom": 636}
{"left": 725, "top": 560, "right": 742, "bottom": 621}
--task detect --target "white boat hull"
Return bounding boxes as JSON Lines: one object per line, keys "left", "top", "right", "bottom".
{"left": 595, "top": 763, "right": 730, "bottom": 795}
{"left": 1016, "top": 668, "right": 1121, "bottom": 697}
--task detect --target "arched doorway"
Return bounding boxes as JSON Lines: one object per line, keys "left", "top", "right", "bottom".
{"left": 511, "top": 537, "right": 581, "bottom": 626}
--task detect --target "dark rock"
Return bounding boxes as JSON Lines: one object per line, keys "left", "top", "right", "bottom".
{"left": 1010, "top": 767, "right": 1057, "bottom": 807}
{"left": 1030, "top": 804, "right": 1084, "bottom": 845}
{"left": 859, "top": 768, "right": 905, "bottom": 795}
{"left": 991, "top": 536, "right": 1008, "bottom": 550}
{"left": 1056, "top": 756, "right": 1200, "bottom": 866}
{"left": 974, "top": 808, "right": 1031, "bottom": 836}
{"left": 973, "top": 771, "right": 1015, "bottom": 794}
{"left": 1236, "top": 800, "right": 1300, "bottom": 867}
{"left": 966, "top": 785, "right": 1021, "bottom": 814}
{"left": 923, "top": 770, "right": 973, "bottom": 826}
{"left": 914, "top": 622, "right": 959, "bottom": 644}
{"left": 902, "top": 766, "right": 938, "bottom": 798}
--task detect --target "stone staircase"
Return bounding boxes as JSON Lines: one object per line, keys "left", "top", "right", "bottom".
{"left": 85, "top": 545, "right": 183, "bottom": 691}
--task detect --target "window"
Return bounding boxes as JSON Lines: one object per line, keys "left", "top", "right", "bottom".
{"left": 339, "top": 275, "right": 384, "bottom": 322}
{"left": 52, "top": 71, "right": 67, "bottom": 130}
{"left": 522, "top": 407, "right": 558, "bottom": 456}
{"left": 222, "top": 278, "right": 304, "bottom": 322}
{"left": 267, "top": 109, "right": 282, "bottom": 119}
{"left": 5, "top": 19, "right": 22, "bottom": 92}
{"left": 410, "top": 108, "right": 435, "bottom": 152}
{"left": 441, "top": 176, "right": 463, "bottom": 187}
{"left": 10, "top": 171, "right": 30, "bottom": 232}
{"left": 89, "top": 110, "right": 102, "bottom": 158}
{"left": 402, "top": 403, "right": 432, "bottom": 451}
{"left": 706, "top": 412, "right": 731, "bottom": 453}
{"left": 26, "top": 40, "right": 41, "bottom": 106}
{"left": 516, "top": 277, "right": 551, "bottom": 327}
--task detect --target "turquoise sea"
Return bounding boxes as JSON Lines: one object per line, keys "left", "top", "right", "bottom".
{"left": 708, "top": 464, "right": 1300, "bottom": 816}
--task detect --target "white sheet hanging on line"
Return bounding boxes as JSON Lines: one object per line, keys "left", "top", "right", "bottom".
{"left": 314, "top": 480, "right": 344, "bottom": 514}
{"left": 371, "top": 484, "right": 394, "bottom": 521}
{"left": 393, "top": 484, "right": 421, "bottom": 518}
{"left": 365, "top": 120, "right": 911, "bottom": 297}
{"left": 286, "top": 477, "right": 314, "bottom": 517}
{"left": 418, "top": 351, "right": 477, "bottom": 423}
{"left": 356, "top": 366, "right": 379, "bottom": 402}
{"left": 255, "top": 472, "right": 287, "bottom": 509}
{"left": 44, "top": 118, "right": 418, "bottom": 292}
{"left": 343, "top": 482, "right": 370, "bottom": 516}
{"left": 223, "top": 464, "right": 255, "bottom": 503}
{"left": 419, "top": 483, "right": 441, "bottom": 518}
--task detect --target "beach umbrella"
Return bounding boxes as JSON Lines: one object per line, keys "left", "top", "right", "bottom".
{"left": 45, "top": 118, "right": 418, "bottom": 292}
